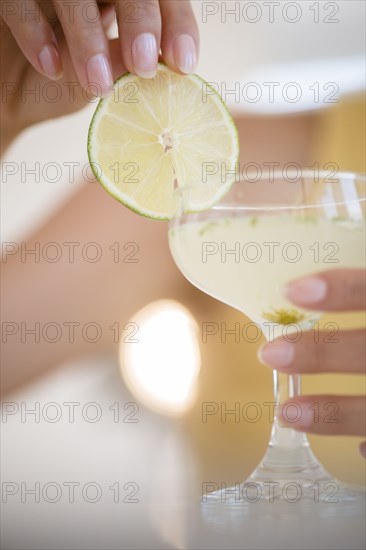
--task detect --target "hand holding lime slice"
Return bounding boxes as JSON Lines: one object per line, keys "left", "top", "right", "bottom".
{"left": 87, "top": 64, "right": 239, "bottom": 220}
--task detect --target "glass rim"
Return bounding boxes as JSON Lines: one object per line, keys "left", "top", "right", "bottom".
{"left": 172, "top": 170, "right": 366, "bottom": 213}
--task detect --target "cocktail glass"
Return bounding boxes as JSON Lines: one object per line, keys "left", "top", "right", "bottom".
{"left": 169, "top": 171, "right": 365, "bottom": 506}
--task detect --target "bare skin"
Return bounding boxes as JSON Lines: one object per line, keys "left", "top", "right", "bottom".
{"left": 1, "top": 1, "right": 364, "bottom": 457}
{"left": 1, "top": 179, "right": 214, "bottom": 394}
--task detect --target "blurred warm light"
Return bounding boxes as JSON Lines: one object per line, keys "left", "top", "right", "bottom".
{"left": 119, "top": 300, "right": 201, "bottom": 416}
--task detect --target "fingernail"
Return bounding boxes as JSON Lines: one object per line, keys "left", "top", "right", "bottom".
{"left": 284, "top": 276, "right": 327, "bottom": 305}
{"left": 101, "top": 6, "right": 116, "bottom": 31}
{"left": 39, "top": 44, "right": 63, "bottom": 80}
{"left": 280, "top": 403, "right": 314, "bottom": 429}
{"left": 174, "top": 34, "right": 197, "bottom": 74}
{"left": 132, "top": 33, "right": 158, "bottom": 78}
{"left": 86, "top": 54, "right": 113, "bottom": 97}
{"left": 258, "top": 340, "right": 294, "bottom": 369}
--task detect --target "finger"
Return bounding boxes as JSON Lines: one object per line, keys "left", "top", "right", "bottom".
{"left": 258, "top": 329, "right": 366, "bottom": 374}
{"left": 0, "top": 0, "right": 62, "bottom": 79}
{"left": 284, "top": 269, "right": 366, "bottom": 312}
{"left": 279, "top": 395, "right": 366, "bottom": 436}
{"left": 53, "top": 37, "right": 125, "bottom": 92}
{"left": 159, "top": 0, "right": 199, "bottom": 74}
{"left": 53, "top": 0, "right": 113, "bottom": 96}
{"left": 14, "top": 38, "right": 127, "bottom": 129}
{"left": 116, "top": 0, "right": 161, "bottom": 78}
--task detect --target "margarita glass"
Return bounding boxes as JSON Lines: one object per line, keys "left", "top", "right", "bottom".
{"left": 169, "top": 171, "right": 365, "bottom": 505}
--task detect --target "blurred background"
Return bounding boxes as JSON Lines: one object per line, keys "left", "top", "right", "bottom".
{"left": 1, "top": 1, "right": 365, "bottom": 549}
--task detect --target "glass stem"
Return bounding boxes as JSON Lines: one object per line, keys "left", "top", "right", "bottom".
{"left": 249, "top": 368, "right": 328, "bottom": 479}
{"left": 269, "top": 371, "right": 308, "bottom": 449}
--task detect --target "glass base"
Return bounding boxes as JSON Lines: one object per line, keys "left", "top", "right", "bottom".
{"left": 201, "top": 480, "right": 365, "bottom": 541}
{"left": 203, "top": 479, "right": 365, "bottom": 506}
{"left": 202, "top": 444, "right": 365, "bottom": 508}
{"left": 250, "top": 439, "right": 331, "bottom": 482}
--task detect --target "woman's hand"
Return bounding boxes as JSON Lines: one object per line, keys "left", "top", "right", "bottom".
{"left": 258, "top": 269, "right": 366, "bottom": 458}
{"left": 0, "top": 1, "right": 199, "bottom": 147}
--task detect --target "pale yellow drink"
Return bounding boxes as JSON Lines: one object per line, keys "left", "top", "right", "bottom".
{"left": 169, "top": 215, "right": 365, "bottom": 336}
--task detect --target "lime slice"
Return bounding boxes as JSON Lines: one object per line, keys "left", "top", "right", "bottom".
{"left": 87, "top": 64, "right": 239, "bottom": 220}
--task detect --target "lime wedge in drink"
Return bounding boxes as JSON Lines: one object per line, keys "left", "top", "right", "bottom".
{"left": 87, "top": 64, "right": 239, "bottom": 220}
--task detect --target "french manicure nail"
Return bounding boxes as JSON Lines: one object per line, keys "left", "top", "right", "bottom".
{"left": 100, "top": 6, "right": 116, "bottom": 31}
{"left": 284, "top": 276, "right": 327, "bottom": 305}
{"left": 132, "top": 33, "right": 158, "bottom": 79}
{"left": 280, "top": 403, "right": 314, "bottom": 429}
{"left": 258, "top": 340, "right": 294, "bottom": 369}
{"left": 174, "top": 34, "right": 197, "bottom": 74}
{"left": 39, "top": 44, "right": 63, "bottom": 80}
{"left": 86, "top": 54, "right": 113, "bottom": 97}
